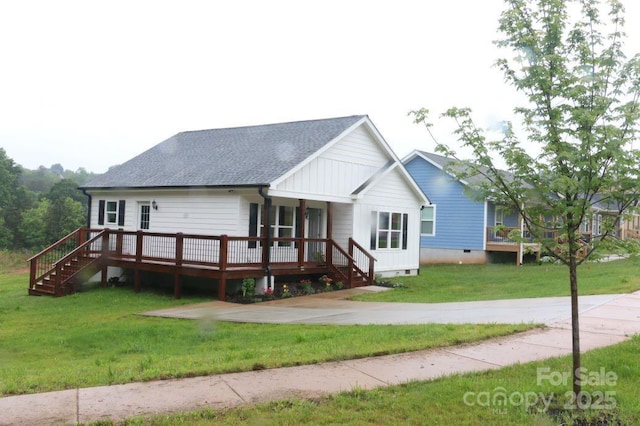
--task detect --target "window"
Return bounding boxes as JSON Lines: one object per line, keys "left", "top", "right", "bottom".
{"left": 98, "top": 199, "right": 126, "bottom": 226}
{"left": 249, "top": 203, "right": 298, "bottom": 247}
{"left": 421, "top": 206, "right": 435, "bottom": 236}
{"left": 106, "top": 201, "right": 118, "bottom": 224}
{"left": 495, "top": 206, "right": 505, "bottom": 226}
{"left": 370, "top": 211, "right": 408, "bottom": 250}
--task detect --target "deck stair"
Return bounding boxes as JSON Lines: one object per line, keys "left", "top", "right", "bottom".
{"left": 28, "top": 229, "right": 105, "bottom": 296}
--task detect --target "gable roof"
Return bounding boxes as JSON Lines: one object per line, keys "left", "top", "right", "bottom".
{"left": 81, "top": 115, "right": 366, "bottom": 189}
{"left": 404, "top": 150, "right": 519, "bottom": 187}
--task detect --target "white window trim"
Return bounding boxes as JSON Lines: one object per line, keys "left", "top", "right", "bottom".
{"left": 258, "top": 204, "right": 298, "bottom": 247}
{"left": 106, "top": 201, "right": 119, "bottom": 225}
{"left": 420, "top": 205, "right": 436, "bottom": 236}
{"left": 372, "top": 211, "right": 408, "bottom": 250}
{"left": 495, "top": 206, "right": 505, "bottom": 226}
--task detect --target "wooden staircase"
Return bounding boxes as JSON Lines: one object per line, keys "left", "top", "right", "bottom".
{"left": 28, "top": 229, "right": 105, "bottom": 297}
{"left": 326, "top": 238, "right": 376, "bottom": 288}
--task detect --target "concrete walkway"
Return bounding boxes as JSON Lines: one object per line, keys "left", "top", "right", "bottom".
{"left": 142, "top": 286, "right": 624, "bottom": 325}
{"left": 1, "top": 291, "right": 639, "bottom": 425}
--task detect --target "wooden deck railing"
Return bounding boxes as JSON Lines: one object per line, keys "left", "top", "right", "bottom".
{"left": 29, "top": 228, "right": 375, "bottom": 294}
{"left": 486, "top": 227, "right": 593, "bottom": 244}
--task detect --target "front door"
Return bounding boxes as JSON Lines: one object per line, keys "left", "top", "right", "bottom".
{"left": 138, "top": 202, "right": 151, "bottom": 230}
{"left": 307, "top": 208, "right": 323, "bottom": 262}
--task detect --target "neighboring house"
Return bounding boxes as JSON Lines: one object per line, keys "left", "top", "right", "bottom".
{"left": 29, "top": 115, "right": 429, "bottom": 299}
{"left": 403, "top": 150, "right": 533, "bottom": 265}
{"left": 587, "top": 195, "right": 640, "bottom": 241}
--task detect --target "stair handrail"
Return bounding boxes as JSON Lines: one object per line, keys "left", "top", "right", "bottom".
{"left": 31, "top": 230, "right": 105, "bottom": 288}
{"left": 349, "top": 238, "right": 377, "bottom": 286}
{"left": 27, "top": 228, "right": 87, "bottom": 263}
{"left": 50, "top": 230, "right": 107, "bottom": 293}
{"left": 29, "top": 228, "right": 89, "bottom": 289}
{"left": 53, "top": 230, "right": 106, "bottom": 269}
{"left": 326, "top": 239, "right": 354, "bottom": 285}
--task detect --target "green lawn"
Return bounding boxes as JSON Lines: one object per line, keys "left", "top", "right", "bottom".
{"left": 0, "top": 272, "right": 534, "bottom": 396}
{"left": 352, "top": 256, "right": 640, "bottom": 303}
{"left": 119, "top": 336, "right": 640, "bottom": 425}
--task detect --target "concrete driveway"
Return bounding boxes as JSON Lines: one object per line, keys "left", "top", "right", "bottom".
{"left": 142, "top": 286, "right": 624, "bottom": 325}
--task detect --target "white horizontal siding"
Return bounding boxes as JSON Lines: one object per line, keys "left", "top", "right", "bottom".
{"left": 88, "top": 190, "right": 243, "bottom": 236}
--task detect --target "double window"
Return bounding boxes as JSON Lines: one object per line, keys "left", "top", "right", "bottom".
{"left": 249, "top": 203, "right": 299, "bottom": 247}
{"left": 370, "top": 211, "right": 408, "bottom": 250}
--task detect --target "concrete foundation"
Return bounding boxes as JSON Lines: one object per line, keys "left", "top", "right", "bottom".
{"left": 419, "top": 248, "right": 488, "bottom": 265}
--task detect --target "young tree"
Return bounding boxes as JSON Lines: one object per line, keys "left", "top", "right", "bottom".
{"left": 413, "top": 0, "right": 640, "bottom": 400}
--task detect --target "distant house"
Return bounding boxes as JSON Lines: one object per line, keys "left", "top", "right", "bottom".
{"left": 29, "top": 115, "right": 429, "bottom": 298}
{"left": 403, "top": 150, "right": 535, "bottom": 265}
{"left": 587, "top": 195, "right": 640, "bottom": 241}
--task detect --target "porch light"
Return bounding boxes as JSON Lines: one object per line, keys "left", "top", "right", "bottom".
{"left": 152, "top": 200, "right": 158, "bottom": 210}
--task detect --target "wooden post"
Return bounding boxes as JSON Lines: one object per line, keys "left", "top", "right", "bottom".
{"left": 298, "top": 199, "right": 306, "bottom": 268}
{"left": 135, "top": 230, "right": 143, "bottom": 262}
{"left": 134, "top": 231, "right": 143, "bottom": 293}
{"left": 115, "top": 229, "right": 124, "bottom": 258}
{"left": 174, "top": 274, "right": 182, "bottom": 299}
{"left": 100, "top": 229, "right": 110, "bottom": 288}
{"left": 219, "top": 274, "right": 227, "bottom": 301}
{"left": 174, "top": 233, "right": 183, "bottom": 299}
{"left": 29, "top": 258, "right": 36, "bottom": 290}
{"left": 220, "top": 235, "right": 228, "bottom": 271}
{"left": 77, "top": 228, "right": 86, "bottom": 247}
{"left": 134, "top": 269, "right": 141, "bottom": 293}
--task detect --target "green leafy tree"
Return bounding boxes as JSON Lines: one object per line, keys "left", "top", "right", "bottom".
{"left": 44, "top": 197, "right": 85, "bottom": 244}
{"left": 0, "top": 148, "right": 30, "bottom": 248}
{"left": 20, "top": 199, "right": 50, "bottom": 249}
{"left": 413, "top": 0, "right": 640, "bottom": 400}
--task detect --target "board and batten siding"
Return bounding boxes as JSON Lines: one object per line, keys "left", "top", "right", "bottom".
{"left": 352, "top": 168, "right": 423, "bottom": 274}
{"left": 330, "top": 203, "right": 354, "bottom": 249}
{"left": 404, "top": 157, "right": 485, "bottom": 250}
{"left": 274, "top": 126, "right": 389, "bottom": 198}
{"left": 89, "top": 190, "right": 243, "bottom": 235}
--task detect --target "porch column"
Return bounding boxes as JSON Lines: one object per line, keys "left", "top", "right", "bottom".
{"left": 298, "top": 199, "right": 306, "bottom": 268}
{"left": 326, "top": 202, "right": 333, "bottom": 239}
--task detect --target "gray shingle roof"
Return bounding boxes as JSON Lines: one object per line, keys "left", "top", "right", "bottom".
{"left": 82, "top": 115, "right": 366, "bottom": 189}
{"left": 414, "top": 151, "right": 489, "bottom": 185}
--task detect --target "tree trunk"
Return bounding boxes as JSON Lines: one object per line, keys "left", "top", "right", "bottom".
{"left": 569, "top": 240, "right": 582, "bottom": 400}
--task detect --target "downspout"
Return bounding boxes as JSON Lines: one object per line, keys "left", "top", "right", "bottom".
{"left": 81, "top": 189, "right": 92, "bottom": 230}
{"left": 258, "top": 186, "right": 272, "bottom": 288}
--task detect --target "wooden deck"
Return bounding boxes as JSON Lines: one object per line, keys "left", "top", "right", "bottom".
{"left": 28, "top": 228, "right": 375, "bottom": 300}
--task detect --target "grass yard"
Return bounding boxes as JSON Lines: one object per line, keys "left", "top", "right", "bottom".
{"left": 0, "top": 271, "right": 534, "bottom": 396}
{"left": 352, "top": 256, "right": 640, "bottom": 303}
{"left": 117, "top": 336, "right": 640, "bottom": 425}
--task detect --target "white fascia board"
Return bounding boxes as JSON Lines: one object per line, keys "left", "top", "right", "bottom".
{"left": 266, "top": 189, "right": 354, "bottom": 204}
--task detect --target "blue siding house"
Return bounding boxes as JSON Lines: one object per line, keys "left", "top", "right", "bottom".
{"left": 403, "top": 151, "right": 526, "bottom": 264}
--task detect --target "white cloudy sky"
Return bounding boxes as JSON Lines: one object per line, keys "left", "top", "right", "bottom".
{"left": 1, "top": 0, "right": 638, "bottom": 173}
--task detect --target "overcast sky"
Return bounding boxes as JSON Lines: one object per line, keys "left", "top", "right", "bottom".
{"left": 1, "top": 0, "right": 638, "bottom": 173}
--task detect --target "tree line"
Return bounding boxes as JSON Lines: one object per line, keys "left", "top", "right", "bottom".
{"left": 0, "top": 148, "right": 98, "bottom": 251}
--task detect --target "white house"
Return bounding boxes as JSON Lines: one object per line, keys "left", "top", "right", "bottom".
{"left": 58, "top": 115, "right": 429, "bottom": 298}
